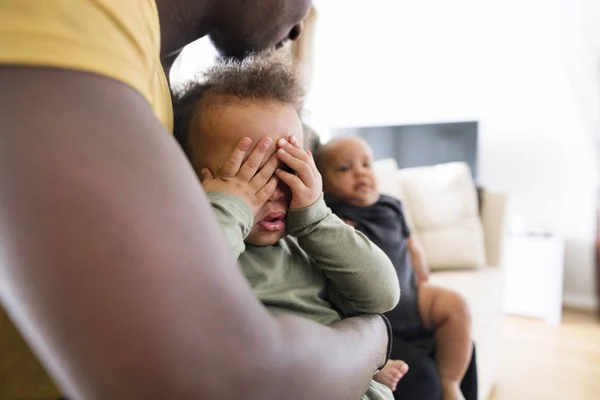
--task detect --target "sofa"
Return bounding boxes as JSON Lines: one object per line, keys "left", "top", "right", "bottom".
{"left": 373, "top": 159, "right": 507, "bottom": 400}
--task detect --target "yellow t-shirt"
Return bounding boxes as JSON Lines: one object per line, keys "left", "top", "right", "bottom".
{"left": 0, "top": 0, "right": 173, "bottom": 132}
{"left": 0, "top": 1, "right": 172, "bottom": 398}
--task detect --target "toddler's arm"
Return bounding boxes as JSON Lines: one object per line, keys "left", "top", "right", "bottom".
{"left": 206, "top": 192, "right": 253, "bottom": 259}
{"left": 287, "top": 196, "right": 400, "bottom": 316}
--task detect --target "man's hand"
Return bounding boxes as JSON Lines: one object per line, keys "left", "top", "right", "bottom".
{"left": 201, "top": 137, "right": 280, "bottom": 216}
{"left": 275, "top": 135, "right": 322, "bottom": 209}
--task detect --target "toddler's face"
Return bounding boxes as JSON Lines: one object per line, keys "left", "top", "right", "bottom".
{"left": 321, "top": 138, "right": 379, "bottom": 206}
{"left": 189, "top": 96, "right": 304, "bottom": 246}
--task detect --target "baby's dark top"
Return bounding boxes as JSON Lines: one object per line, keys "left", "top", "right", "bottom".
{"left": 326, "top": 194, "right": 424, "bottom": 337}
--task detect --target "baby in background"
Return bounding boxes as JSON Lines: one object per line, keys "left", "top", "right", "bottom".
{"left": 173, "top": 55, "right": 403, "bottom": 400}
{"left": 317, "top": 137, "right": 473, "bottom": 400}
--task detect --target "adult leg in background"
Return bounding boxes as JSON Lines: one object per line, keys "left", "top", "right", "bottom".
{"left": 459, "top": 345, "right": 478, "bottom": 400}
{"left": 391, "top": 338, "right": 442, "bottom": 400}
{"left": 411, "top": 335, "right": 479, "bottom": 400}
{"left": 394, "top": 336, "right": 478, "bottom": 400}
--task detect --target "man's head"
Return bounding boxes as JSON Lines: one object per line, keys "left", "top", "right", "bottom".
{"left": 316, "top": 137, "right": 380, "bottom": 207}
{"left": 174, "top": 54, "right": 304, "bottom": 246}
{"left": 208, "top": 0, "right": 313, "bottom": 59}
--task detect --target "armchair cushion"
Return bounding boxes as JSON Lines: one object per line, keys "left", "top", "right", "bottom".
{"left": 374, "top": 160, "right": 487, "bottom": 270}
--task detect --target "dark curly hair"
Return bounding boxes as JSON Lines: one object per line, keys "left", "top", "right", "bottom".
{"left": 172, "top": 53, "right": 303, "bottom": 154}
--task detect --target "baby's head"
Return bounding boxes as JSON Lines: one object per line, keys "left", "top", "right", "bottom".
{"left": 174, "top": 54, "right": 304, "bottom": 246}
{"left": 316, "top": 137, "right": 379, "bottom": 207}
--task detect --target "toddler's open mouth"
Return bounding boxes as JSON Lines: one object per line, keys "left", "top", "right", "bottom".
{"left": 259, "top": 211, "right": 286, "bottom": 232}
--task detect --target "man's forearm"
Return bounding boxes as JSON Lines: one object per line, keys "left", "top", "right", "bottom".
{"left": 156, "top": 312, "right": 389, "bottom": 400}
{"left": 254, "top": 314, "right": 388, "bottom": 400}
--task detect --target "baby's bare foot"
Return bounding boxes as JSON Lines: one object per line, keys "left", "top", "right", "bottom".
{"left": 374, "top": 359, "right": 409, "bottom": 392}
{"left": 441, "top": 379, "right": 465, "bottom": 400}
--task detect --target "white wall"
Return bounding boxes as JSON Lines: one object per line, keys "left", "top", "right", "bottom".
{"left": 308, "top": 0, "right": 599, "bottom": 307}
{"left": 170, "top": 37, "right": 219, "bottom": 89}
{"left": 479, "top": 0, "right": 599, "bottom": 308}
{"left": 305, "top": 0, "right": 486, "bottom": 135}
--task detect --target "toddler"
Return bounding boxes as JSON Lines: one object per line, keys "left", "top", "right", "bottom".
{"left": 174, "top": 56, "right": 404, "bottom": 400}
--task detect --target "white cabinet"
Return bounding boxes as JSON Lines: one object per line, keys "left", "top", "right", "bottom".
{"left": 502, "top": 235, "right": 565, "bottom": 325}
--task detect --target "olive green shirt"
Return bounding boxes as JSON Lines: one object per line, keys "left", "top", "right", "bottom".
{"left": 208, "top": 192, "right": 400, "bottom": 400}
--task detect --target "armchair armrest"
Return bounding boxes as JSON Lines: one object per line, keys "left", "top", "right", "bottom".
{"left": 480, "top": 190, "right": 508, "bottom": 268}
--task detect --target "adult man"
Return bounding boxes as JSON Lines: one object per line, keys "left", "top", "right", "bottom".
{"left": 0, "top": 1, "right": 392, "bottom": 399}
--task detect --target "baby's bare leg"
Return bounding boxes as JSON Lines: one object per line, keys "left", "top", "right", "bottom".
{"left": 418, "top": 283, "right": 472, "bottom": 400}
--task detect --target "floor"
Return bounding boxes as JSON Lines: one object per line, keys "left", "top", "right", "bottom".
{"left": 489, "top": 309, "right": 600, "bottom": 400}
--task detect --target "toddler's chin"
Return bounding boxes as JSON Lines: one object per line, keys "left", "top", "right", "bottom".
{"left": 245, "top": 230, "right": 286, "bottom": 247}
{"left": 351, "top": 191, "right": 379, "bottom": 207}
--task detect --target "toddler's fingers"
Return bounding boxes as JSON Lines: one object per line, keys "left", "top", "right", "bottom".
{"left": 304, "top": 150, "right": 317, "bottom": 168}
{"left": 275, "top": 168, "right": 304, "bottom": 193}
{"left": 278, "top": 138, "right": 310, "bottom": 163}
{"left": 281, "top": 135, "right": 300, "bottom": 148}
{"left": 256, "top": 176, "right": 279, "bottom": 203}
{"left": 305, "top": 149, "right": 319, "bottom": 171}
{"left": 250, "top": 152, "right": 280, "bottom": 191}
{"left": 220, "top": 137, "right": 252, "bottom": 178}
{"left": 290, "top": 135, "right": 302, "bottom": 148}
{"left": 277, "top": 148, "right": 313, "bottom": 186}
{"left": 238, "top": 137, "right": 273, "bottom": 181}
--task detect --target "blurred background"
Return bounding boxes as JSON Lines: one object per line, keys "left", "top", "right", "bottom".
{"left": 171, "top": 1, "right": 600, "bottom": 398}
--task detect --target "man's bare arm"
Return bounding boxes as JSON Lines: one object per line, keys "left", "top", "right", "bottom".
{"left": 0, "top": 67, "right": 387, "bottom": 400}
